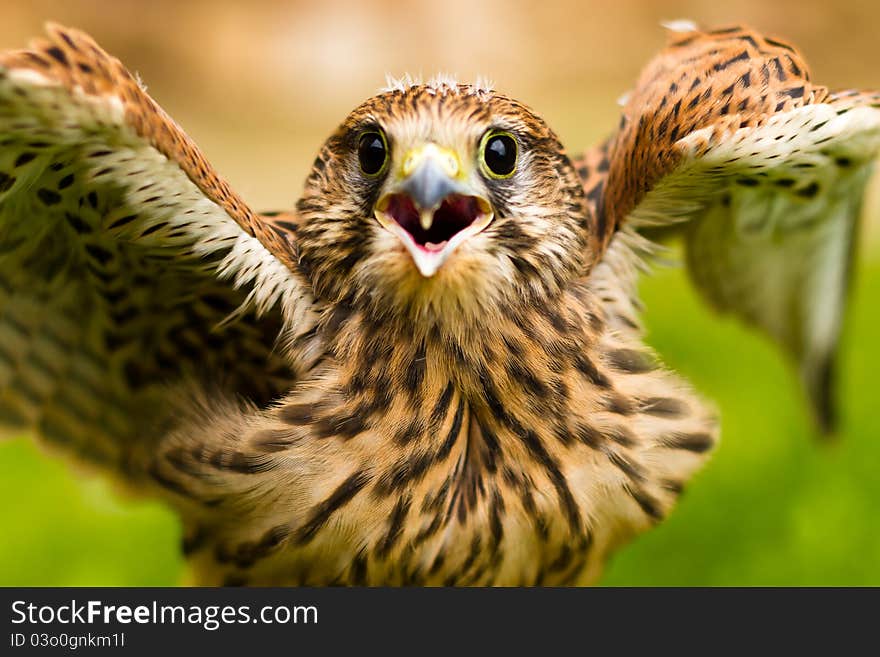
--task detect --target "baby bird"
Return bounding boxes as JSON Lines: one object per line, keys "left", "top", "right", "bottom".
{"left": 0, "top": 22, "right": 877, "bottom": 585}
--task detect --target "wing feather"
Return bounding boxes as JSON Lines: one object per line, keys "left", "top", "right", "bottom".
{"left": 0, "top": 24, "right": 312, "bottom": 477}
{"left": 593, "top": 24, "right": 880, "bottom": 431}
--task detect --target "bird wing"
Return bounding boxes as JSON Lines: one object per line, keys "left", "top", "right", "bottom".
{"left": 594, "top": 24, "right": 880, "bottom": 432}
{"left": 0, "top": 24, "right": 311, "bottom": 478}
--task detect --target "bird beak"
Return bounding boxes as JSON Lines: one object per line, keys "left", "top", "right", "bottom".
{"left": 375, "top": 143, "right": 493, "bottom": 277}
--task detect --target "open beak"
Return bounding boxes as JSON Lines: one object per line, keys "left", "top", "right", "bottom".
{"left": 374, "top": 143, "right": 493, "bottom": 277}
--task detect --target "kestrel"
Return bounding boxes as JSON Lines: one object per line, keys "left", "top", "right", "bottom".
{"left": 0, "top": 22, "right": 877, "bottom": 586}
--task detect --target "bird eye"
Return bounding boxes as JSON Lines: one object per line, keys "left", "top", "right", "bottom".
{"left": 480, "top": 131, "right": 518, "bottom": 178}
{"left": 358, "top": 131, "right": 388, "bottom": 176}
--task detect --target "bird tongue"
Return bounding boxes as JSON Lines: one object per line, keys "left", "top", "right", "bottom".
{"left": 384, "top": 193, "right": 480, "bottom": 248}
{"left": 376, "top": 192, "right": 493, "bottom": 276}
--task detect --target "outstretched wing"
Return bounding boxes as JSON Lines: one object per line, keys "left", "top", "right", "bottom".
{"left": 594, "top": 23, "right": 880, "bottom": 432}
{"left": 0, "top": 24, "right": 312, "bottom": 478}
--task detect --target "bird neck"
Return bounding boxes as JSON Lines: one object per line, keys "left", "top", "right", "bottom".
{"left": 317, "top": 281, "right": 608, "bottom": 417}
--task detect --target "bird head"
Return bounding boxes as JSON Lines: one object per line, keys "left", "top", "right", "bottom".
{"left": 296, "top": 80, "right": 592, "bottom": 326}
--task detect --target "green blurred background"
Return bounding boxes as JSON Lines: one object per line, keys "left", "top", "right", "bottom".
{"left": 0, "top": 0, "right": 878, "bottom": 586}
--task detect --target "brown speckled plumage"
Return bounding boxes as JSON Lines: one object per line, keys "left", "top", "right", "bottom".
{"left": 0, "top": 23, "right": 877, "bottom": 585}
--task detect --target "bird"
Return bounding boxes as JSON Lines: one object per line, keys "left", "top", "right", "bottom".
{"left": 0, "top": 21, "right": 877, "bottom": 586}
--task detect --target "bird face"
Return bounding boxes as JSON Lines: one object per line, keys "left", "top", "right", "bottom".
{"left": 296, "top": 82, "right": 591, "bottom": 325}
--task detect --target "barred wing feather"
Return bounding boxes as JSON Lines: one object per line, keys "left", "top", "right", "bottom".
{"left": 0, "top": 24, "right": 309, "bottom": 478}
{"left": 599, "top": 24, "right": 880, "bottom": 431}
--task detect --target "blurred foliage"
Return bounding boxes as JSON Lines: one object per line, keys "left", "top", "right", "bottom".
{"left": 0, "top": 0, "right": 879, "bottom": 585}
{"left": 603, "top": 254, "right": 880, "bottom": 585}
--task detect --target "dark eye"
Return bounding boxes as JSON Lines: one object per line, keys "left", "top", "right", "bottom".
{"left": 358, "top": 131, "right": 388, "bottom": 175}
{"left": 481, "top": 132, "right": 517, "bottom": 178}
